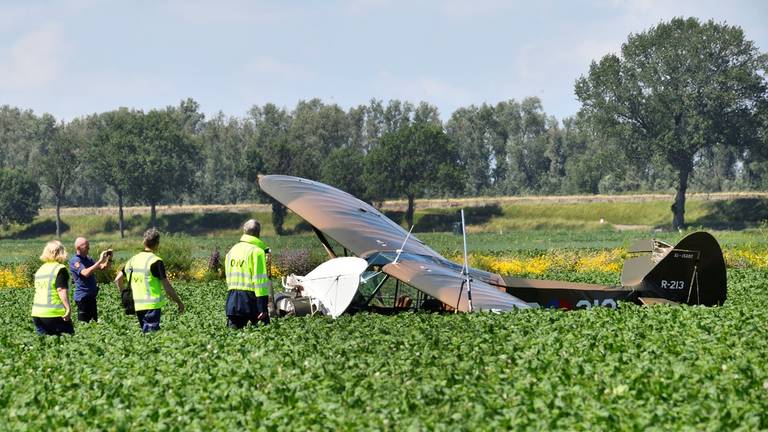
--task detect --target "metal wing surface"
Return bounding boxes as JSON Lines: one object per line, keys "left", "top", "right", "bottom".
{"left": 382, "top": 259, "right": 531, "bottom": 312}
{"left": 258, "top": 175, "right": 440, "bottom": 258}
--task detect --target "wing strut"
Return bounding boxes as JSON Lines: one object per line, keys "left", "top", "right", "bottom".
{"left": 312, "top": 226, "right": 337, "bottom": 259}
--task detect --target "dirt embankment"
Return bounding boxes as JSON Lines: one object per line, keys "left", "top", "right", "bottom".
{"left": 40, "top": 191, "right": 768, "bottom": 216}
{"left": 376, "top": 191, "right": 768, "bottom": 212}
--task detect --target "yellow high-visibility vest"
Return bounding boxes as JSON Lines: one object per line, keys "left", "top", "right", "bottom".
{"left": 125, "top": 251, "right": 166, "bottom": 311}
{"left": 225, "top": 234, "right": 270, "bottom": 297}
{"left": 31, "top": 262, "right": 67, "bottom": 318}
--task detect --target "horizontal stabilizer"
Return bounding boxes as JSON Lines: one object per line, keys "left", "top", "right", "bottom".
{"left": 620, "top": 256, "right": 655, "bottom": 286}
{"left": 627, "top": 239, "right": 654, "bottom": 253}
{"left": 638, "top": 297, "right": 678, "bottom": 306}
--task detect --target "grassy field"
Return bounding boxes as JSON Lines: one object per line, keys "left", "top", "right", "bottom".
{"left": 1, "top": 195, "right": 766, "bottom": 263}
{"left": 1, "top": 198, "right": 766, "bottom": 429}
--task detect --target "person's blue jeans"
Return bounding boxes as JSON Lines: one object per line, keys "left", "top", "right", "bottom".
{"left": 135, "top": 309, "right": 162, "bottom": 333}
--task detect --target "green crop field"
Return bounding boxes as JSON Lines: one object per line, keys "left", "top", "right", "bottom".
{"left": 1, "top": 269, "right": 767, "bottom": 430}
{"left": 1, "top": 199, "right": 767, "bottom": 429}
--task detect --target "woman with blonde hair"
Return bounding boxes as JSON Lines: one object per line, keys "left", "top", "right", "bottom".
{"left": 31, "top": 240, "right": 74, "bottom": 335}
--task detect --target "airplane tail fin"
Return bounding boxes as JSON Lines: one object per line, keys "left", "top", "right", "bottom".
{"left": 621, "top": 231, "right": 727, "bottom": 306}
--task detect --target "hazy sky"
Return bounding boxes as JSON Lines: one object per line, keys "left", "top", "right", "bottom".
{"left": 1, "top": 0, "right": 766, "bottom": 122}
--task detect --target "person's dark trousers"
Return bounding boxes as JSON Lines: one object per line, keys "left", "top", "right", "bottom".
{"left": 76, "top": 296, "right": 98, "bottom": 322}
{"left": 227, "top": 296, "right": 270, "bottom": 328}
{"left": 33, "top": 317, "right": 75, "bottom": 336}
{"left": 255, "top": 296, "right": 270, "bottom": 325}
{"left": 227, "top": 314, "right": 260, "bottom": 329}
{"left": 136, "top": 309, "right": 162, "bottom": 333}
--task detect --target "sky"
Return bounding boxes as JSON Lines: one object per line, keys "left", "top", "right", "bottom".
{"left": 1, "top": 0, "right": 766, "bottom": 123}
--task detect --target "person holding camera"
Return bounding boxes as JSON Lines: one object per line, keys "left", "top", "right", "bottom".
{"left": 69, "top": 237, "right": 112, "bottom": 323}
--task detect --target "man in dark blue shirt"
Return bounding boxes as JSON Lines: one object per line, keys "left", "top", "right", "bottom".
{"left": 69, "top": 237, "right": 111, "bottom": 322}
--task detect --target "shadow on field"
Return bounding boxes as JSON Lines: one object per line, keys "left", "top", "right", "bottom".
{"left": 292, "top": 220, "right": 314, "bottom": 234}
{"left": 100, "top": 212, "right": 247, "bottom": 235}
{"left": 380, "top": 205, "right": 503, "bottom": 233}
{"left": 102, "top": 215, "right": 145, "bottom": 233}
{"left": 383, "top": 210, "right": 405, "bottom": 225}
{"left": 3, "top": 219, "right": 70, "bottom": 239}
{"left": 695, "top": 198, "right": 768, "bottom": 230}
{"left": 417, "top": 205, "right": 503, "bottom": 232}
{"left": 155, "top": 212, "right": 246, "bottom": 234}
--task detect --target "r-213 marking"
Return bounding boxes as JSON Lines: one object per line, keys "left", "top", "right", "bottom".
{"left": 661, "top": 280, "right": 685, "bottom": 290}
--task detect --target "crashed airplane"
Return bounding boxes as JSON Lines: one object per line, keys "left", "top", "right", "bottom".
{"left": 259, "top": 175, "right": 727, "bottom": 317}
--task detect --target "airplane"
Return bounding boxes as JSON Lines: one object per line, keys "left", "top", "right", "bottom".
{"left": 258, "top": 175, "right": 727, "bottom": 317}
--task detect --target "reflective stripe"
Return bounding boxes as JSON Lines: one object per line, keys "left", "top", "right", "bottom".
{"left": 32, "top": 303, "right": 65, "bottom": 309}
{"left": 228, "top": 281, "right": 256, "bottom": 288}
{"left": 143, "top": 253, "right": 154, "bottom": 299}
{"left": 227, "top": 272, "right": 269, "bottom": 279}
{"left": 134, "top": 298, "right": 161, "bottom": 304}
{"left": 46, "top": 265, "right": 57, "bottom": 304}
{"left": 226, "top": 279, "right": 270, "bottom": 288}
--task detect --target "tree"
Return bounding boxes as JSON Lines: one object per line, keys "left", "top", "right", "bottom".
{"left": 0, "top": 168, "right": 40, "bottom": 226}
{"left": 364, "top": 123, "right": 465, "bottom": 227}
{"left": 131, "top": 109, "right": 201, "bottom": 227}
{"left": 88, "top": 108, "right": 144, "bottom": 238}
{"left": 245, "top": 104, "right": 293, "bottom": 234}
{"left": 504, "top": 97, "right": 551, "bottom": 194}
{"left": 0, "top": 105, "right": 41, "bottom": 170}
{"left": 288, "top": 99, "right": 351, "bottom": 178}
{"left": 576, "top": 17, "right": 768, "bottom": 229}
{"left": 320, "top": 146, "right": 367, "bottom": 200}
{"left": 446, "top": 105, "right": 493, "bottom": 195}
{"left": 195, "top": 112, "right": 251, "bottom": 204}
{"left": 33, "top": 118, "right": 79, "bottom": 238}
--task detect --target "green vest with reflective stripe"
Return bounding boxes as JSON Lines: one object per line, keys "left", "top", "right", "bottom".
{"left": 225, "top": 234, "right": 270, "bottom": 297}
{"left": 31, "top": 262, "right": 67, "bottom": 317}
{"left": 126, "top": 251, "right": 166, "bottom": 311}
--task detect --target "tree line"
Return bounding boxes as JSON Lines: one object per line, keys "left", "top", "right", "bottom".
{"left": 0, "top": 17, "right": 766, "bottom": 234}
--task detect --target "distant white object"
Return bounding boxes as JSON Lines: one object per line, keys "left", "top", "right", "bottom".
{"left": 600, "top": 218, "right": 605, "bottom": 224}
{"left": 283, "top": 257, "right": 368, "bottom": 318}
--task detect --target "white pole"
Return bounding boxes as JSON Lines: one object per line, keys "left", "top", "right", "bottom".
{"left": 392, "top": 224, "right": 415, "bottom": 264}
{"left": 461, "top": 210, "right": 473, "bottom": 312}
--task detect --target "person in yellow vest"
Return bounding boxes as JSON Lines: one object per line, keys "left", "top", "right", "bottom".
{"left": 115, "top": 228, "right": 185, "bottom": 332}
{"left": 225, "top": 219, "right": 271, "bottom": 328}
{"left": 31, "top": 240, "right": 74, "bottom": 336}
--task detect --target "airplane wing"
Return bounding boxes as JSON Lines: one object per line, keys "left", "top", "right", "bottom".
{"left": 382, "top": 258, "right": 530, "bottom": 312}
{"left": 258, "top": 175, "right": 441, "bottom": 258}
{"left": 258, "top": 174, "right": 530, "bottom": 311}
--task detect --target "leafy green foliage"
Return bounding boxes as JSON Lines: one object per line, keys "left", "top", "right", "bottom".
{"left": 365, "top": 122, "right": 465, "bottom": 227}
{"left": 0, "top": 268, "right": 766, "bottom": 429}
{"left": 130, "top": 108, "right": 201, "bottom": 227}
{"left": 156, "top": 233, "right": 195, "bottom": 278}
{"left": 0, "top": 168, "right": 41, "bottom": 227}
{"left": 33, "top": 117, "right": 80, "bottom": 238}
